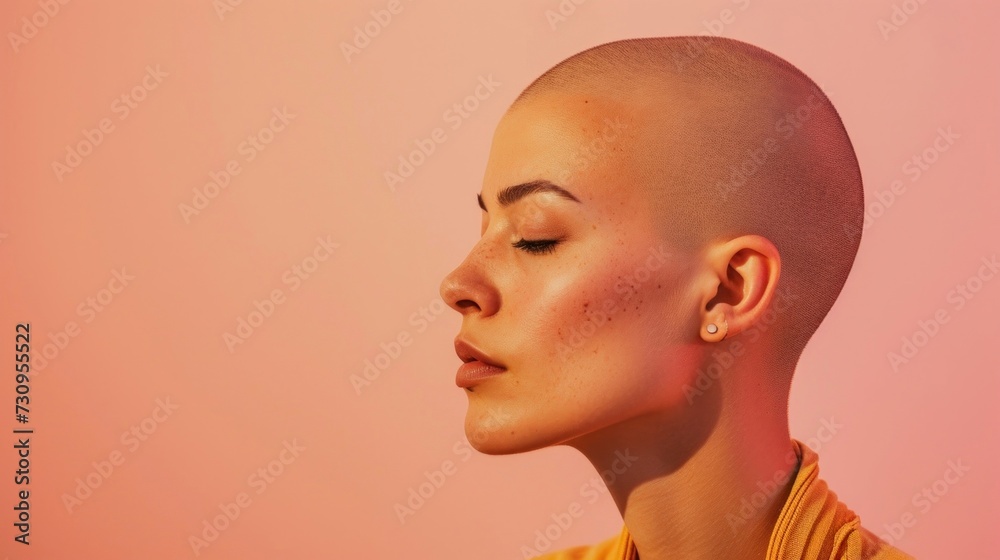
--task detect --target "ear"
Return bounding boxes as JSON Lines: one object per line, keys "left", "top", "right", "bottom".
{"left": 697, "top": 235, "right": 781, "bottom": 343}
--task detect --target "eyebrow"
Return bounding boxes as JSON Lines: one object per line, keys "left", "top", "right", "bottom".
{"left": 477, "top": 180, "right": 581, "bottom": 212}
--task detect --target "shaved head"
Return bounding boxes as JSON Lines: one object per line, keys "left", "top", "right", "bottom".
{"left": 507, "top": 37, "right": 863, "bottom": 361}
{"left": 440, "top": 38, "right": 900, "bottom": 559}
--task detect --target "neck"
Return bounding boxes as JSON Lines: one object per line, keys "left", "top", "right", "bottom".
{"left": 568, "top": 370, "right": 797, "bottom": 560}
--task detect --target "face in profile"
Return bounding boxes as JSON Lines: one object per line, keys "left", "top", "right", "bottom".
{"left": 439, "top": 92, "right": 711, "bottom": 456}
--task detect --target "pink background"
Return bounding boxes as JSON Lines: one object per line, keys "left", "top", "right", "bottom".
{"left": 1, "top": 1, "right": 997, "bottom": 558}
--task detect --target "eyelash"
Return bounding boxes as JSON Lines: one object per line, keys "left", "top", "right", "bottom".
{"left": 512, "top": 238, "right": 560, "bottom": 255}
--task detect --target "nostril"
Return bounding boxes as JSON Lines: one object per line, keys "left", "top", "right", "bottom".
{"left": 455, "top": 299, "right": 479, "bottom": 311}
{"left": 439, "top": 260, "right": 496, "bottom": 316}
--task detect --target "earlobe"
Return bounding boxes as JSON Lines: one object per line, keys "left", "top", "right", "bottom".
{"left": 702, "top": 318, "right": 729, "bottom": 342}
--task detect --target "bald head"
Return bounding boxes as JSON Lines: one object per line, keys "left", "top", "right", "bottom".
{"left": 506, "top": 37, "right": 863, "bottom": 360}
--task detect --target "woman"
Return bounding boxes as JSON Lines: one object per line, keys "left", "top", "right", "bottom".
{"left": 438, "top": 37, "right": 915, "bottom": 560}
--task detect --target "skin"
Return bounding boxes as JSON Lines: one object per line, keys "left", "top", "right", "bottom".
{"left": 435, "top": 26, "right": 881, "bottom": 555}
{"left": 439, "top": 89, "right": 800, "bottom": 559}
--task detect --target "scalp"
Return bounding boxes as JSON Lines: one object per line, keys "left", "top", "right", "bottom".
{"left": 509, "top": 37, "right": 864, "bottom": 359}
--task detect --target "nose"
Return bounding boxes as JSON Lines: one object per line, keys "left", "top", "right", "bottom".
{"left": 438, "top": 245, "right": 500, "bottom": 317}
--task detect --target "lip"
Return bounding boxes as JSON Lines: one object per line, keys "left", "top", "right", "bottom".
{"left": 454, "top": 337, "right": 507, "bottom": 388}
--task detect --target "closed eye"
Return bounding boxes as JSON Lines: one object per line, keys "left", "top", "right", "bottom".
{"left": 512, "top": 238, "right": 559, "bottom": 255}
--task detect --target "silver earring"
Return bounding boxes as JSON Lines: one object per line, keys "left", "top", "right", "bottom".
{"left": 706, "top": 320, "right": 728, "bottom": 340}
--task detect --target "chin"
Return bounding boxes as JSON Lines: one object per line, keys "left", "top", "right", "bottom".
{"left": 462, "top": 407, "right": 581, "bottom": 456}
{"left": 465, "top": 434, "right": 526, "bottom": 455}
{"left": 464, "top": 431, "right": 561, "bottom": 456}
{"left": 462, "top": 409, "right": 521, "bottom": 455}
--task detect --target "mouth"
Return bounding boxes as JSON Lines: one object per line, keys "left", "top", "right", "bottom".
{"left": 454, "top": 337, "right": 507, "bottom": 388}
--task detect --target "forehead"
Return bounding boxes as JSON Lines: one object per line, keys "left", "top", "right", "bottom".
{"left": 481, "top": 92, "right": 644, "bottom": 207}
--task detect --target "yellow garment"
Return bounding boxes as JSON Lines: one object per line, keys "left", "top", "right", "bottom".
{"left": 531, "top": 439, "right": 915, "bottom": 559}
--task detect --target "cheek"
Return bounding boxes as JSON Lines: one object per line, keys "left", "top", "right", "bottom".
{"left": 530, "top": 250, "right": 676, "bottom": 367}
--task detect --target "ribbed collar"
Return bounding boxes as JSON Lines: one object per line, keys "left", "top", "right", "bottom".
{"left": 612, "top": 439, "right": 913, "bottom": 560}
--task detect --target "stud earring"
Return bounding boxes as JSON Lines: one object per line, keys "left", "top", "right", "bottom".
{"left": 705, "top": 320, "right": 728, "bottom": 340}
